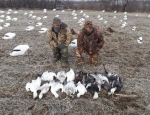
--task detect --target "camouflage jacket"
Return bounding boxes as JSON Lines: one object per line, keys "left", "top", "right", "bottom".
{"left": 47, "top": 23, "right": 71, "bottom": 49}
{"left": 77, "top": 27, "right": 104, "bottom": 55}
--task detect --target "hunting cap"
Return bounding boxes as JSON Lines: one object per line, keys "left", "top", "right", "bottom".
{"left": 53, "top": 17, "right": 61, "bottom": 25}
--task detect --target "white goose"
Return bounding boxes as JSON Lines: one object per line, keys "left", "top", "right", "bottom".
{"left": 25, "top": 26, "right": 34, "bottom": 31}
{"left": 38, "top": 83, "right": 51, "bottom": 99}
{"left": 76, "top": 81, "right": 87, "bottom": 98}
{"left": 66, "top": 68, "right": 75, "bottom": 82}
{"left": 56, "top": 71, "right": 67, "bottom": 83}
{"left": 2, "top": 32, "right": 16, "bottom": 39}
{"left": 10, "top": 45, "right": 29, "bottom": 56}
{"left": 49, "top": 80, "right": 64, "bottom": 98}
{"left": 0, "top": 26, "right": 3, "bottom": 30}
{"left": 25, "top": 77, "right": 41, "bottom": 99}
{"left": 36, "top": 22, "right": 42, "bottom": 27}
{"left": 41, "top": 71, "right": 56, "bottom": 81}
{"left": 69, "top": 39, "right": 77, "bottom": 47}
{"left": 137, "top": 37, "right": 142, "bottom": 44}
{"left": 3, "top": 23, "right": 10, "bottom": 27}
{"left": 39, "top": 28, "right": 48, "bottom": 33}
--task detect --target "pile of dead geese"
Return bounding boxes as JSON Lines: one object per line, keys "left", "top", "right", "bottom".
{"left": 25, "top": 66, "right": 123, "bottom": 100}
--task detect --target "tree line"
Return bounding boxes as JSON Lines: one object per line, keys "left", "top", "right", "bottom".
{"left": 0, "top": 0, "right": 150, "bottom": 12}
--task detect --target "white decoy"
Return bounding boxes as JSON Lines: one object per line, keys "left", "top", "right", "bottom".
{"left": 6, "top": 12, "right": 11, "bottom": 14}
{"left": 12, "top": 18, "right": 18, "bottom": 21}
{"left": 73, "top": 17, "right": 77, "bottom": 20}
{"left": 56, "top": 71, "right": 67, "bottom": 83}
{"left": 28, "top": 13, "right": 33, "bottom": 17}
{"left": 124, "top": 12, "right": 127, "bottom": 14}
{"left": 25, "top": 26, "right": 34, "bottom": 31}
{"left": 32, "top": 15, "right": 36, "bottom": 19}
{"left": 104, "top": 21, "right": 108, "bottom": 24}
{"left": 61, "top": 10, "right": 65, "bottom": 12}
{"left": 66, "top": 68, "right": 75, "bottom": 82}
{"left": 102, "top": 10, "right": 105, "bottom": 12}
{"left": 39, "top": 28, "right": 48, "bottom": 33}
{"left": 132, "top": 26, "right": 136, "bottom": 31}
{"left": 36, "top": 22, "right": 42, "bottom": 26}
{"left": 85, "top": 15, "right": 89, "bottom": 18}
{"left": 148, "top": 15, "right": 150, "bottom": 18}
{"left": 76, "top": 81, "right": 87, "bottom": 98}
{"left": 99, "top": 17, "right": 103, "bottom": 21}
{"left": 49, "top": 80, "right": 64, "bottom": 98}
{"left": 41, "top": 71, "right": 56, "bottom": 81}
{"left": 55, "top": 15, "right": 59, "bottom": 17}
{"left": 38, "top": 83, "right": 51, "bottom": 99}
{"left": 63, "top": 81, "right": 76, "bottom": 97}
{"left": 0, "top": 15, "right": 5, "bottom": 18}
{"left": 53, "top": 9, "right": 56, "bottom": 11}
{"left": 3, "top": 23, "right": 10, "bottom": 27}
{"left": 6, "top": 16, "right": 11, "bottom": 20}
{"left": 135, "top": 14, "right": 138, "bottom": 16}
{"left": 43, "top": 9, "right": 47, "bottom": 13}
{"left": 0, "top": 26, "right": 3, "bottom": 30}
{"left": 80, "top": 10, "right": 83, "bottom": 13}
{"left": 24, "top": 12, "right": 28, "bottom": 15}
{"left": 13, "top": 11, "right": 18, "bottom": 14}
{"left": 114, "top": 11, "right": 117, "bottom": 13}
{"left": 137, "top": 37, "right": 143, "bottom": 44}
{"left": 43, "top": 16, "right": 47, "bottom": 19}
{"left": 83, "top": 13, "right": 86, "bottom": 17}
{"left": 30, "top": 11, "right": 33, "bottom": 14}
{"left": 25, "top": 77, "right": 41, "bottom": 99}
{"left": 10, "top": 45, "right": 29, "bottom": 56}
{"left": 0, "top": 19, "right": 4, "bottom": 22}
{"left": 36, "top": 17, "right": 41, "bottom": 20}
{"left": 97, "top": 15, "right": 101, "bottom": 19}
{"left": 8, "top": 9, "right": 12, "bottom": 12}
{"left": 69, "top": 39, "right": 77, "bottom": 47}
{"left": 0, "top": 10, "right": 5, "bottom": 13}
{"left": 2, "top": 32, "right": 16, "bottom": 39}
{"left": 73, "top": 13, "right": 77, "bottom": 17}
{"left": 113, "top": 16, "right": 116, "bottom": 19}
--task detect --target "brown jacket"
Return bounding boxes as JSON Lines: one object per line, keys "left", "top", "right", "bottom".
{"left": 47, "top": 23, "right": 71, "bottom": 49}
{"left": 77, "top": 26, "right": 104, "bottom": 55}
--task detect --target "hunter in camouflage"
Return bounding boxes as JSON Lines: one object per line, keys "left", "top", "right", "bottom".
{"left": 75, "top": 20, "right": 104, "bottom": 65}
{"left": 47, "top": 17, "right": 72, "bottom": 67}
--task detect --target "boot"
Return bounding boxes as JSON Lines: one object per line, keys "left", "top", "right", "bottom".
{"left": 87, "top": 53, "right": 99, "bottom": 66}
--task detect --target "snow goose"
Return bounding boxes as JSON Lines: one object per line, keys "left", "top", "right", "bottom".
{"left": 43, "top": 9, "right": 47, "bottom": 13}
{"left": 0, "top": 26, "right": 3, "bottom": 30}
{"left": 80, "top": 10, "right": 83, "bottom": 13}
{"left": 56, "top": 71, "right": 67, "bottom": 83}
{"left": 132, "top": 26, "right": 136, "bottom": 31}
{"left": 38, "top": 83, "right": 51, "bottom": 99}
{"left": 0, "top": 15, "right": 5, "bottom": 18}
{"left": 0, "top": 19, "right": 4, "bottom": 23}
{"left": 53, "top": 9, "right": 56, "bottom": 11}
{"left": 39, "top": 28, "right": 48, "bottom": 33}
{"left": 49, "top": 80, "right": 64, "bottom": 98}
{"left": 12, "top": 18, "right": 18, "bottom": 21}
{"left": 10, "top": 45, "right": 29, "bottom": 56}
{"left": 137, "top": 37, "right": 142, "bottom": 44}
{"left": 63, "top": 81, "right": 76, "bottom": 97}
{"left": 25, "top": 76, "right": 41, "bottom": 99}
{"left": 86, "top": 82, "right": 100, "bottom": 99}
{"left": 25, "top": 26, "right": 34, "bottom": 31}
{"left": 2, "top": 32, "right": 16, "bottom": 39}
{"left": 103, "top": 64, "right": 123, "bottom": 95}
{"left": 66, "top": 68, "right": 75, "bottom": 82}
{"left": 43, "top": 16, "right": 47, "bottom": 19}
{"left": 3, "top": 23, "right": 10, "bottom": 27}
{"left": 41, "top": 71, "right": 56, "bottom": 81}
{"left": 36, "top": 22, "right": 42, "bottom": 27}
{"left": 36, "top": 17, "right": 41, "bottom": 20}
{"left": 76, "top": 81, "right": 87, "bottom": 98}
{"left": 55, "top": 15, "right": 59, "bottom": 17}
{"left": 102, "top": 10, "right": 105, "bottom": 12}
{"left": 69, "top": 39, "right": 77, "bottom": 47}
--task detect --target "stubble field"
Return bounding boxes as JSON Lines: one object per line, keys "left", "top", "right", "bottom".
{"left": 0, "top": 9, "right": 150, "bottom": 115}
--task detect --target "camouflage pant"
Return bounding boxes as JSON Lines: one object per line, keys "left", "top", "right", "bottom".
{"left": 75, "top": 49, "right": 99, "bottom": 65}
{"left": 53, "top": 46, "right": 68, "bottom": 63}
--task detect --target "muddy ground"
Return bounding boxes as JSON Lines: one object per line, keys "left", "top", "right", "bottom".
{"left": 0, "top": 9, "right": 150, "bottom": 115}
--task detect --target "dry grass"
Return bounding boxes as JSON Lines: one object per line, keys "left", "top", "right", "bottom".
{"left": 0, "top": 9, "right": 150, "bottom": 115}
